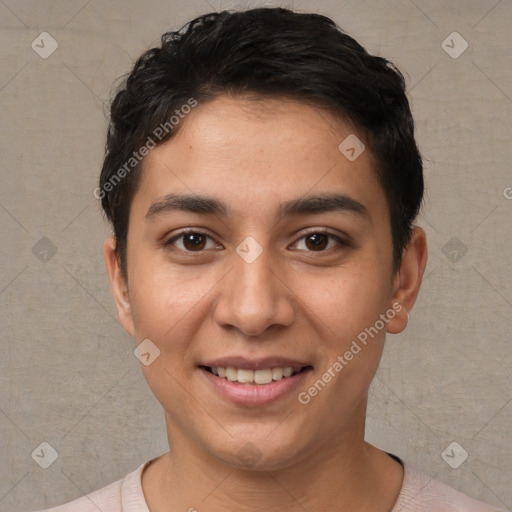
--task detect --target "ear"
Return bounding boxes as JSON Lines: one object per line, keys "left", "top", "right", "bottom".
{"left": 104, "top": 236, "right": 136, "bottom": 337}
{"left": 386, "top": 226, "right": 428, "bottom": 334}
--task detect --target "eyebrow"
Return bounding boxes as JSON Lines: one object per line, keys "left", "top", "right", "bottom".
{"left": 145, "top": 192, "right": 369, "bottom": 220}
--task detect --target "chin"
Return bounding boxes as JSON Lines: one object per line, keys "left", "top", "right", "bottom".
{"left": 211, "top": 434, "right": 310, "bottom": 472}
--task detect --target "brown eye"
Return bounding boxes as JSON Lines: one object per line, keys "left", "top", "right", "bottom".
{"left": 182, "top": 233, "right": 207, "bottom": 251}
{"left": 292, "top": 230, "right": 345, "bottom": 252}
{"left": 304, "top": 233, "right": 329, "bottom": 251}
{"left": 165, "top": 230, "right": 219, "bottom": 252}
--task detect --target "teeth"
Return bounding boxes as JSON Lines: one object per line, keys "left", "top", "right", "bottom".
{"left": 272, "top": 367, "right": 283, "bottom": 380}
{"left": 210, "top": 366, "right": 299, "bottom": 385}
{"left": 254, "top": 369, "right": 272, "bottom": 384}
{"left": 226, "top": 367, "right": 238, "bottom": 381}
{"left": 283, "top": 367, "right": 293, "bottom": 377}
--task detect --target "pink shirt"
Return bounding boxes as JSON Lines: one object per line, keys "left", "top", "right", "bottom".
{"left": 35, "top": 456, "right": 504, "bottom": 512}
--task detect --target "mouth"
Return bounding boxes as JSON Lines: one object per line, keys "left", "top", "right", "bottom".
{"left": 199, "top": 365, "right": 313, "bottom": 385}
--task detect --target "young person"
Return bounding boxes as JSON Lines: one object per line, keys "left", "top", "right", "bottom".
{"left": 38, "top": 7, "right": 503, "bottom": 512}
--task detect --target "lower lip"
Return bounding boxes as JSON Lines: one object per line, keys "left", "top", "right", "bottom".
{"left": 199, "top": 367, "right": 312, "bottom": 406}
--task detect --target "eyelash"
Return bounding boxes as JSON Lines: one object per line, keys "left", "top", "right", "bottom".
{"left": 163, "top": 228, "right": 348, "bottom": 254}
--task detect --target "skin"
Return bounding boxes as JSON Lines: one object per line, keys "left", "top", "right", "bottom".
{"left": 104, "top": 95, "right": 428, "bottom": 511}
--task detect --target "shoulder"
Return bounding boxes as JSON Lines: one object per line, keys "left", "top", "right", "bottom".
{"left": 33, "top": 460, "right": 151, "bottom": 512}
{"left": 33, "top": 478, "right": 123, "bottom": 512}
{"left": 393, "top": 461, "right": 505, "bottom": 512}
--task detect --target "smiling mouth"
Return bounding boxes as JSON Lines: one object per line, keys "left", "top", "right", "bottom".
{"left": 200, "top": 365, "right": 312, "bottom": 385}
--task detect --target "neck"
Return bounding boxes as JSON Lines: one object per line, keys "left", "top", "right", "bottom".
{"left": 142, "top": 408, "right": 403, "bottom": 512}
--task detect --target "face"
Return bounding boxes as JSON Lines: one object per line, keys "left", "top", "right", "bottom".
{"left": 105, "top": 95, "right": 425, "bottom": 471}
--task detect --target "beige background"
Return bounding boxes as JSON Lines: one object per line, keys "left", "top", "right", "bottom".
{"left": 0, "top": 0, "right": 511, "bottom": 510}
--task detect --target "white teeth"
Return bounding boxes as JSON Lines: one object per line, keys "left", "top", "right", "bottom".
{"left": 272, "top": 367, "right": 283, "bottom": 380}
{"left": 237, "top": 369, "right": 254, "bottom": 383}
{"left": 225, "top": 367, "right": 238, "bottom": 381}
{"left": 283, "top": 367, "right": 293, "bottom": 377}
{"left": 254, "top": 369, "right": 273, "bottom": 384}
{"left": 210, "top": 366, "right": 299, "bottom": 384}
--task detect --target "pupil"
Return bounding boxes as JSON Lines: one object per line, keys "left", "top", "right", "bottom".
{"left": 184, "top": 233, "right": 205, "bottom": 250}
{"left": 306, "top": 233, "right": 327, "bottom": 251}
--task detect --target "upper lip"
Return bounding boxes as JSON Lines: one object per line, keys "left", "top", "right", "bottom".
{"left": 200, "top": 356, "right": 312, "bottom": 371}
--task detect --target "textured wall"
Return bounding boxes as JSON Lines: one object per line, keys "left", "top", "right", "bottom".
{"left": 0, "top": 0, "right": 510, "bottom": 511}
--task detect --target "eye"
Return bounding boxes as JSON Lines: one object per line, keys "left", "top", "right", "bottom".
{"left": 164, "top": 230, "right": 221, "bottom": 252}
{"left": 163, "top": 228, "right": 347, "bottom": 254}
{"left": 291, "top": 229, "right": 346, "bottom": 252}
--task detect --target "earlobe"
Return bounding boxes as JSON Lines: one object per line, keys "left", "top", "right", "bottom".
{"left": 386, "top": 226, "right": 428, "bottom": 334}
{"left": 104, "top": 236, "right": 136, "bottom": 337}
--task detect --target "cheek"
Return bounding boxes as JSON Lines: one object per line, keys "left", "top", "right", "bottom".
{"left": 298, "top": 265, "right": 391, "bottom": 388}
{"left": 127, "top": 251, "right": 213, "bottom": 334}
{"left": 300, "top": 265, "right": 391, "bottom": 335}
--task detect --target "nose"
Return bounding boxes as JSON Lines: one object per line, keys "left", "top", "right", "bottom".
{"left": 212, "top": 241, "right": 295, "bottom": 338}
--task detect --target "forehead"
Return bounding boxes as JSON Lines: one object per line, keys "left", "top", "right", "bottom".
{"left": 133, "top": 95, "right": 386, "bottom": 222}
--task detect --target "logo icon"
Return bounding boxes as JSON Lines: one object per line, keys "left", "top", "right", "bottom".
{"left": 32, "top": 441, "right": 59, "bottom": 469}
{"left": 236, "top": 236, "right": 263, "bottom": 264}
{"left": 32, "top": 237, "right": 58, "bottom": 263}
{"left": 442, "top": 237, "right": 468, "bottom": 263}
{"left": 237, "top": 442, "right": 262, "bottom": 468}
{"left": 134, "top": 339, "right": 161, "bottom": 366}
{"left": 338, "top": 134, "right": 365, "bottom": 161}
{"left": 442, "top": 441, "right": 468, "bottom": 469}
{"left": 441, "top": 32, "right": 468, "bottom": 59}
{"left": 31, "top": 32, "right": 59, "bottom": 59}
